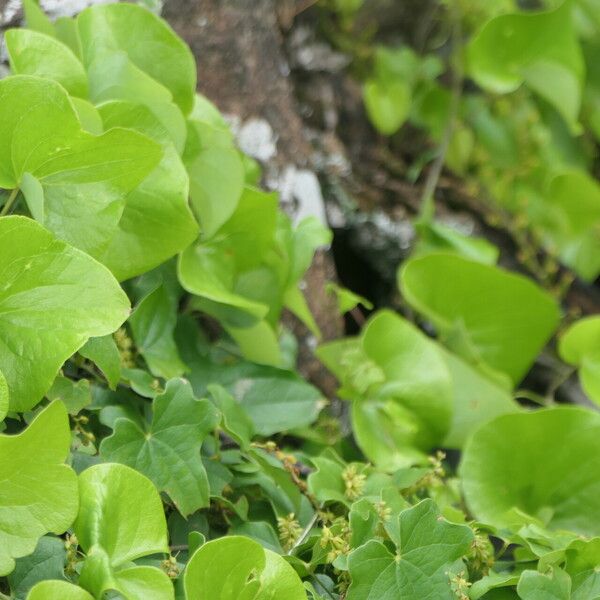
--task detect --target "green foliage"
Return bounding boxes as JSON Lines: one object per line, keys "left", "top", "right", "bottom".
{"left": 184, "top": 536, "right": 305, "bottom": 599}
{"left": 1, "top": 2, "right": 600, "bottom": 599}
{"left": 559, "top": 316, "right": 600, "bottom": 404}
{"left": 346, "top": 500, "right": 473, "bottom": 599}
{"left": 100, "top": 379, "right": 219, "bottom": 516}
{"left": 0, "top": 402, "right": 77, "bottom": 576}
{"left": 460, "top": 407, "right": 600, "bottom": 535}
{"left": 0, "top": 216, "right": 129, "bottom": 411}
{"left": 400, "top": 253, "right": 560, "bottom": 385}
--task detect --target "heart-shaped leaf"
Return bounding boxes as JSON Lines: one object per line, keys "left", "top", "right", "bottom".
{"left": 5, "top": 28, "right": 87, "bottom": 97}
{"left": 0, "top": 76, "right": 162, "bottom": 270}
{"left": 0, "top": 402, "right": 78, "bottom": 576}
{"left": 399, "top": 253, "right": 560, "bottom": 385}
{"left": 184, "top": 536, "right": 305, "bottom": 600}
{"left": 0, "top": 216, "right": 129, "bottom": 411}
{"left": 559, "top": 316, "right": 600, "bottom": 406}
{"left": 77, "top": 2, "right": 196, "bottom": 115}
{"left": 468, "top": 1, "right": 583, "bottom": 131}
{"left": 460, "top": 407, "right": 600, "bottom": 536}
{"left": 74, "top": 463, "right": 172, "bottom": 599}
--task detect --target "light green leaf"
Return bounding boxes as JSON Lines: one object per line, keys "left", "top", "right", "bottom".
{"left": 77, "top": 2, "right": 196, "bottom": 114}
{"left": 79, "top": 335, "right": 122, "bottom": 390}
{"left": 0, "top": 402, "right": 78, "bottom": 576}
{"left": 517, "top": 567, "right": 571, "bottom": 600}
{"left": 0, "top": 76, "right": 164, "bottom": 273}
{"left": 258, "top": 549, "right": 307, "bottom": 600}
{"left": 323, "top": 310, "right": 453, "bottom": 469}
{"left": 85, "top": 51, "right": 187, "bottom": 152}
{"left": 74, "top": 464, "right": 171, "bottom": 598}
{"left": 559, "top": 316, "right": 600, "bottom": 405}
{"left": 94, "top": 100, "right": 198, "bottom": 281}
{"left": 184, "top": 122, "right": 245, "bottom": 239}
{"left": 74, "top": 463, "right": 169, "bottom": 564}
{"left": 468, "top": 1, "right": 584, "bottom": 130}
{"left": 363, "top": 78, "right": 411, "bottom": 135}
{"left": 0, "top": 371, "right": 7, "bottom": 422}
{"left": 225, "top": 319, "right": 283, "bottom": 367}
{"left": 9, "top": 536, "right": 66, "bottom": 600}
{"left": 442, "top": 349, "right": 521, "bottom": 449}
{"left": 325, "top": 283, "right": 373, "bottom": 315}
{"left": 71, "top": 97, "right": 103, "bottom": 135}
{"left": 399, "top": 253, "right": 560, "bottom": 385}
{"left": 346, "top": 499, "right": 473, "bottom": 600}
{"left": 184, "top": 536, "right": 305, "bottom": 600}
{"left": 27, "top": 581, "right": 94, "bottom": 600}
{"left": 100, "top": 379, "right": 219, "bottom": 516}
{"left": 178, "top": 187, "right": 278, "bottom": 325}
{"left": 0, "top": 216, "right": 129, "bottom": 411}
{"left": 5, "top": 29, "right": 88, "bottom": 97}
{"left": 565, "top": 537, "right": 600, "bottom": 599}
{"left": 541, "top": 171, "right": 600, "bottom": 282}
{"left": 460, "top": 407, "right": 600, "bottom": 536}
{"left": 23, "top": 0, "right": 55, "bottom": 37}
{"left": 414, "top": 220, "right": 499, "bottom": 265}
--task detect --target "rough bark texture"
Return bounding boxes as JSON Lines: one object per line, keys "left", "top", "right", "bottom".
{"left": 163, "top": 0, "right": 343, "bottom": 395}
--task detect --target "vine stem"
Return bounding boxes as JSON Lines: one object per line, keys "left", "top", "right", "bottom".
{"left": 0, "top": 187, "right": 19, "bottom": 217}
{"left": 287, "top": 509, "right": 321, "bottom": 555}
{"left": 0, "top": 591, "right": 11, "bottom": 600}
{"left": 419, "top": 4, "right": 464, "bottom": 217}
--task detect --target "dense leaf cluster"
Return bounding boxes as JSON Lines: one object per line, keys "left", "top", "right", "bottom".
{"left": 1, "top": 1, "right": 600, "bottom": 599}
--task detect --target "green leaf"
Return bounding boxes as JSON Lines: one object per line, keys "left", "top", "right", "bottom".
{"left": 130, "top": 284, "right": 187, "bottom": 379}
{"left": 0, "top": 216, "right": 129, "bottom": 411}
{"left": 9, "top": 536, "right": 65, "bottom": 600}
{"left": 325, "top": 283, "right": 373, "bottom": 315}
{"left": 23, "top": 0, "right": 55, "bottom": 37}
{"left": 559, "top": 316, "right": 600, "bottom": 405}
{"left": 27, "top": 581, "right": 94, "bottom": 600}
{"left": 235, "top": 370, "right": 324, "bottom": 436}
{"left": 184, "top": 115, "right": 245, "bottom": 239}
{"left": 460, "top": 407, "right": 600, "bottom": 536}
{"left": 363, "top": 79, "right": 411, "bottom": 135}
{"left": 468, "top": 1, "right": 584, "bottom": 131}
{"left": 5, "top": 29, "right": 88, "bottom": 97}
{"left": 541, "top": 171, "right": 600, "bottom": 282}
{"left": 414, "top": 220, "right": 499, "bottom": 265}
{"left": 208, "top": 384, "right": 255, "bottom": 450}
{"left": 184, "top": 536, "right": 305, "bottom": 600}
{"left": 47, "top": 375, "right": 91, "bottom": 415}
{"left": 77, "top": 2, "right": 196, "bottom": 114}
{"left": 442, "top": 349, "right": 521, "bottom": 449}
{"left": 399, "top": 253, "right": 560, "bottom": 385}
{"left": 0, "top": 402, "right": 78, "bottom": 576}
{"left": 320, "top": 310, "right": 453, "bottom": 469}
{"left": 257, "top": 549, "right": 308, "bottom": 600}
{"left": 178, "top": 187, "right": 278, "bottom": 325}
{"left": 565, "top": 537, "right": 600, "bottom": 599}
{"left": 100, "top": 378, "right": 219, "bottom": 516}
{"left": 79, "top": 335, "right": 122, "bottom": 390}
{"left": 94, "top": 100, "right": 198, "bottom": 281}
{"left": 74, "top": 463, "right": 171, "bottom": 598}
{"left": 517, "top": 567, "right": 572, "bottom": 600}
{"left": 346, "top": 499, "right": 473, "bottom": 599}
{"left": 0, "top": 370, "right": 7, "bottom": 422}
{"left": 0, "top": 76, "right": 164, "bottom": 273}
